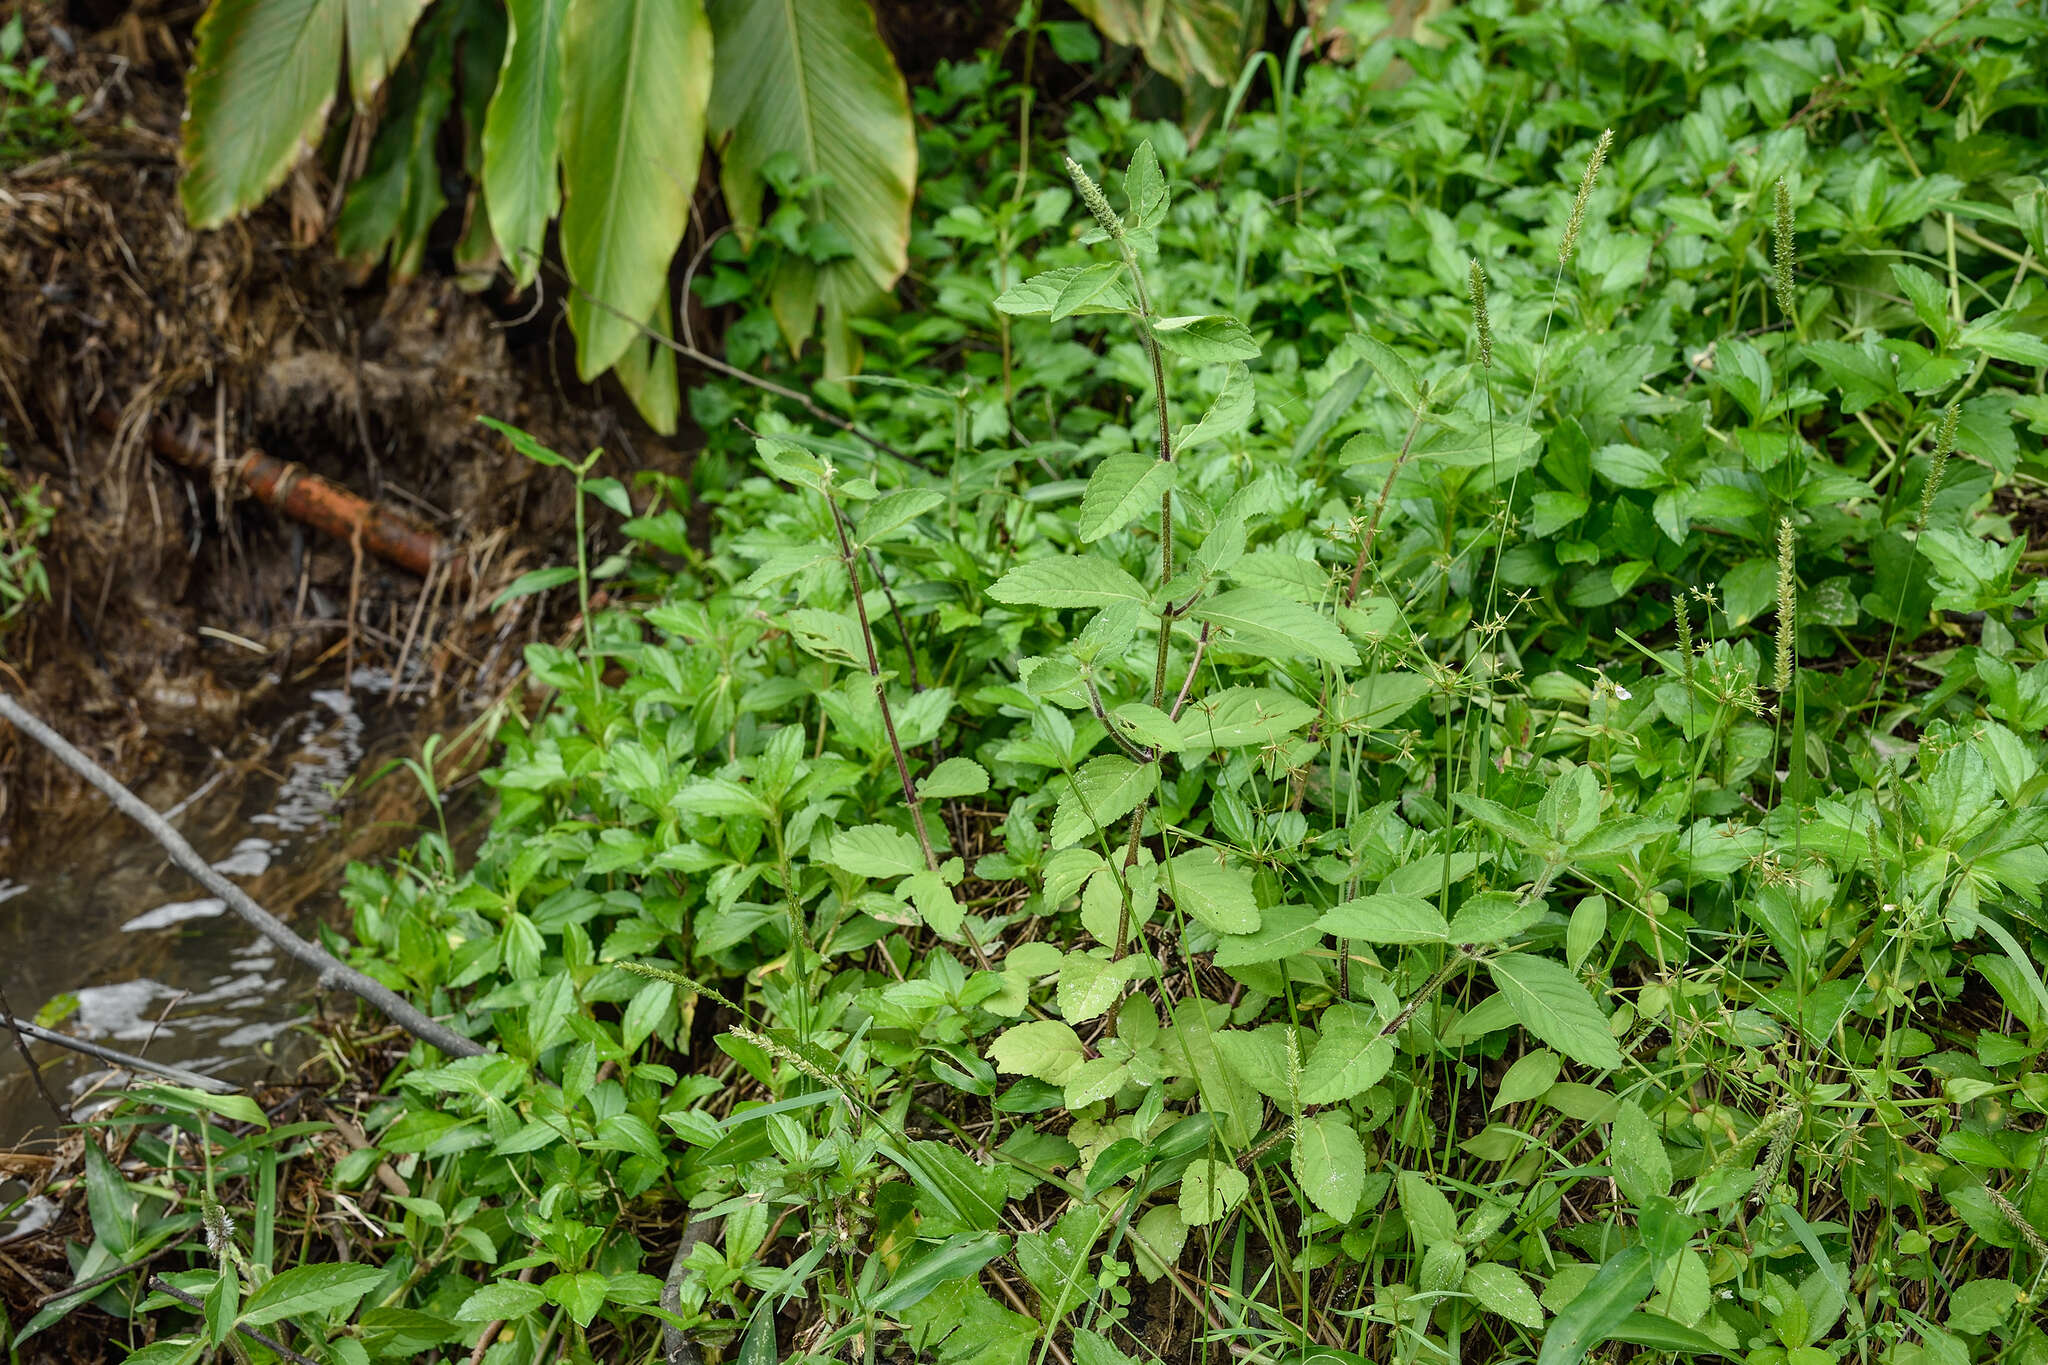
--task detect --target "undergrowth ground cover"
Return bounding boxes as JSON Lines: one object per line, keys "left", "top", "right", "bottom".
{"left": 28, "top": 0, "right": 2048, "bottom": 1362}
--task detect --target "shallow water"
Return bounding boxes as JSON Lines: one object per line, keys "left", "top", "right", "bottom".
{"left": 0, "top": 671, "right": 436, "bottom": 1148}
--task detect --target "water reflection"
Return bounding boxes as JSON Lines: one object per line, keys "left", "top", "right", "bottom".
{"left": 0, "top": 677, "right": 425, "bottom": 1144}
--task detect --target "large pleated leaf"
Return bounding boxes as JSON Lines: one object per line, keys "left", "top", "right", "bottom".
{"left": 560, "top": 0, "right": 711, "bottom": 378}
{"left": 707, "top": 0, "right": 916, "bottom": 376}
{"left": 344, "top": 0, "right": 428, "bottom": 105}
{"left": 334, "top": 9, "right": 454, "bottom": 280}
{"left": 482, "top": 0, "right": 566, "bottom": 287}
{"left": 181, "top": 0, "right": 347, "bottom": 228}
{"left": 1066, "top": 0, "right": 1255, "bottom": 90}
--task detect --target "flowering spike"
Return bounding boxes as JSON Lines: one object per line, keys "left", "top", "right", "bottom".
{"left": 1065, "top": 157, "right": 1123, "bottom": 241}
{"left": 1919, "top": 403, "right": 1961, "bottom": 528}
{"left": 1467, "top": 259, "right": 1492, "bottom": 369}
{"left": 1772, "top": 179, "right": 1797, "bottom": 320}
{"left": 1559, "top": 128, "right": 1614, "bottom": 267}
{"left": 1774, "top": 518, "right": 1797, "bottom": 695}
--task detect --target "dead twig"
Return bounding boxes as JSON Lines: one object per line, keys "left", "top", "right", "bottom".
{"left": 0, "top": 692, "right": 486, "bottom": 1059}
{"left": 147, "top": 1277, "right": 322, "bottom": 1365}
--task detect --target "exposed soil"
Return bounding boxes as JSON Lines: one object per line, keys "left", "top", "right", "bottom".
{"left": 0, "top": 2, "right": 691, "bottom": 854}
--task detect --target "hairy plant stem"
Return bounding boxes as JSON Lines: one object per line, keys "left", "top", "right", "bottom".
{"left": 824, "top": 486, "right": 991, "bottom": 970}
{"left": 1344, "top": 401, "right": 1429, "bottom": 607}
{"left": 1378, "top": 950, "right": 1469, "bottom": 1040}
{"left": 1113, "top": 251, "right": 1180, "bottom": 962}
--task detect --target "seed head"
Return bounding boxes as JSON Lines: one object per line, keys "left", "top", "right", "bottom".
{"left": 731, "top": 1025, "right": 839, "bottom": 1090}
{"left": 1919, "top": 403, "right": 1961, "bottom": 529}
{"left": 1752, "top": 1117, "right": 1798, "bottom": 1205}
{"left": 1467, "top": 259, "right": 1492, "bottom": 369}
{"left": 1985, "top": 1185, "right": 2048, "bottom": 1260}
{"left": 1673, "top": 593, "right": 1695, "bottom": 682}
{"left": 1559, "top": 128, "right": 1614, "bottom": 268}
{"left": 1065, "top": 157, "right": 1123, "bottom": 241}
{"left": 1772, "top": 179, "right": 1797, "bottom": 320}
{"left": 201, "top": 1197, "right": 235, "bottom": 1259}
{"left": 1773, "top": 518, "right": 1797, "bottom": 695}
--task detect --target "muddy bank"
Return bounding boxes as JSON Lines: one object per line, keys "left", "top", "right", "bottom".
{"left": 0, "top": 2, "right": 690, "bottom": 855}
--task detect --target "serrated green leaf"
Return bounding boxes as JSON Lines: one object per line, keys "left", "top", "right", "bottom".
{"left": 453, "top": 1281, "right": 548, "bottom": 1322}
{"left": 917, "top": 758, "right": 990, "bottom": 800}
{"left": 1465, "top": 1263, "right": 1545, "bottom": 1329}
{"left": 1179, "top": 363, "right": 1254, "bottom": 450}
{"left": 1194, "top": 589, "right": 1360, "bottom": 666}
{"left": 1298, "top": 1024, "right": 1393, "bottom": 1106}
{"left": 1055, "top": 951, "right": 1129, "bottom": 1024}
{"left": 1448, "top": 892, "right": 1545, "bottom": 945}
{"left": 1153, "top": 314, "right": 1261, "bottom": 362}
{"left": 237, "top": 1262, "right": 384, "bottom": 1327}
{"left": 1488, "top": 955, "right": 1623, "bottom": 1071}
{"left": 1214, "top": 903, "right": 1323, "bottom": 967}
{"left": 1398, "top": 1170, "right": 1460, "bottom": 1246}
{"left": 1318, "top": 893, "right": 1449, "bottom": 944}
{"left": 829, "top": 825, "right": 924, "bottom": 878}
{"left": 1078, "top": 454, "right": 1172, "bottom": 542}
{"left": 995, "top": 265, "right": 1137, "bottom": 317}
{"left": 861, "top": 489, "right": 947, "bottom": 543}
{"left": 1609, "top": 1100, "right": 1672, "bottom": 1202}
{"left": 1051, "top": 756, "right": 1159, "bottom": 848}
{"left": 1053, "top": 262, "right": 1134, "bottom": 322}
{"left": 1292, "top": 1113, "right": 1365, "bottom": 1220}
{"left": 990, "top": 555, "right": 1152, "bottom": 610}
{"left": 1176, "top": 686, "right": 1319, "bottom": 750}
{"left": 1347, "top": 333, "right": 1423, "bottom": 412}
{"left": 1178, "top": 1158, "right": 1249, "bottom": 1226}
{"left": 1166, "top": 849, "right": 1260, "bottom": 934}
{"left": 1123, "top": 139, "right": 1167, "bottom": 226}
{"left": 988, "top": 1020, "right": 1086, "bottom": 1085}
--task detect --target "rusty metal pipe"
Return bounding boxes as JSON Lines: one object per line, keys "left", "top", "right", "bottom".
{"left": 94, "top": 404, "right": 461, "bottom": 583}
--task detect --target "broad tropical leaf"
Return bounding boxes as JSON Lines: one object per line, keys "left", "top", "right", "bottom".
{"left": 334, "top": 9, "right": 454, "bottom": 279}
{"left": 560, "top": 0, "right": 711, "bottom": 378}
{"left": 1068, "top": 0, "right": 1259, "bottom": 91}
{"left": 181, "top": 0, "right": 347, "bottom": 228}
{"left": 483, "top": 0, "right": 567, "bottom": 287}
{"left": 707, "top": 0, "right": 916, "bottom": 376}
{"left": 344, "top": 0, "right": 428, "bottom": 105}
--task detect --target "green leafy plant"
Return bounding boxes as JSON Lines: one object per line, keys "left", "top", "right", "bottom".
{"left": 174, "top": 0, "right": 1274, "bottom": 429}
{"left": 0, "top": 13, "right": 82, "bottom": 167}
{"left": 0, "top": 461, "right": 53, "bottom": 641}
{"left": 49, "top": 2, "right": 2048, "bottom": 1362}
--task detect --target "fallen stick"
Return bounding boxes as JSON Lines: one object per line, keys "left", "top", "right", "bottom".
{"left": 0, "top": 693, "right": 485, "bottom": 1060}
{"left": 149, "top": 1277, "right": 321, "bottom": 1365}
{"left": 1, "top": 1012, "right": 235, "bottom": 1096}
